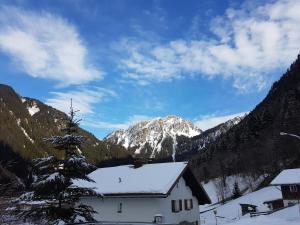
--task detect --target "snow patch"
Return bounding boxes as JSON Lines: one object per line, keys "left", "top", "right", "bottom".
{"left": 15, "top": 118, "right": 34, "bottom": 143}
{"left": 27, "top": 102, "right": 40, "bottom": 116}
{"left": 20, "top": 127, "right": 34, "bottom": 143}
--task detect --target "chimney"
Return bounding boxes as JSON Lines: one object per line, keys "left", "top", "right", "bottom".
{"left": 132, "top": 157, "right": 152, "bottom": 168}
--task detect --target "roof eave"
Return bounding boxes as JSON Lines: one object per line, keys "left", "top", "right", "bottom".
{"left": 103, "top": 193, "right": 168, "bottom": 198}
{"left": 270, "top": 183, "right": 300, "bottom": 186}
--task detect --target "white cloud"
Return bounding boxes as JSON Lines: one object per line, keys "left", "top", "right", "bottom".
{"left": 46, "top": 88, "right": 117, "bottom": 115}
{"left": 0, "top": 6, "right": 102, "bottom": 85}
{"left": 83, "top": 115, "right": 154, "bottom": 130}
{"left": 195, "top": 112, "right": 248, "bottom": 131}
{"left": 117, "top": 0, "right": 300, "bottom": 92}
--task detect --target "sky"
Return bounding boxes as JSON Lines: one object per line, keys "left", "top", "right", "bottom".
{"left": 0, "top": 0, "right": 299, "bottom": 139}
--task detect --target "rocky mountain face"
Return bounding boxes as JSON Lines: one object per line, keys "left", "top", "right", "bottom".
{"left": 105, "top": 115, "right": 244, "bottom": 159}
{"left": 105, "top": 115, "right": 202, "bottom": 158}
{"left": 0, "top": 84, "right": 128, "bottom": 180}
{"left": 190, "top": 55, "right": 300, "bottom": 181}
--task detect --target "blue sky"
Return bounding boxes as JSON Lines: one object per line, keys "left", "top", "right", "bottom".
{"left": 0, "top": 0, "right": 299, "bottom": 138}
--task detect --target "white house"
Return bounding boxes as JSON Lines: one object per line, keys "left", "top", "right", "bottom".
{"left": 74, "top": 162, "right": 211, "bottom": 224}
{"left": 270, "top": 168, "right": 300, "bottom": 206}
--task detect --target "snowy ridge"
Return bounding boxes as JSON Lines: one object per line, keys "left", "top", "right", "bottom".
{"left": 105, "top": 115, "right": 201, "bottom": 157}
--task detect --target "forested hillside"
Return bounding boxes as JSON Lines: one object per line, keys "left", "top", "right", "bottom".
{"left": 190, "top": 55, "right": 300, "bottom": 180}
{"left": 0, "top": 84, "right": 129, "bottom": 180}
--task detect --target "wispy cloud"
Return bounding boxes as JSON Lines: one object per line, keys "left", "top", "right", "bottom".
{"left": 116, "top": 0, "right": 300, "bottom": 92}
{"left": 83, "top": 115, "right": 154, "bottom": 131}
{"left": 0, "top": 6, "right": 102, "bottom": 85}
{"left": 195, "top": 112, "right": 248, "bottom": 131}
{"left": 46, "top": 88, "right": 117, "bottom": 115}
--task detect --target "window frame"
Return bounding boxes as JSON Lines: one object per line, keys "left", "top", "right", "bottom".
{"left": 117, "top": 202, "right": 122, "bottom": 213}
{"left": 289, "top": 185, "right": 298, "bottom": 192}
{"left": 171, "top": 200, "right": 183, "bottom": 213}
{"left": 184, "top": 199, "right": 193, "bottom": 210}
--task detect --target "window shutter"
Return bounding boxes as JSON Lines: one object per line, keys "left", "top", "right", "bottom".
{"left": 118, "top": 203, "right": 122, "bottom": 213}
{"left": 184, "top": 199, "right": 188, "bottom": 210}
{"left": 190, "top": 199, "right": 193, "bottom": 209}
{"left": 171, "top": 200, "right": 176, "bottom": 212}
{"left": 179, "top": 200, "right": 182, "bottom": 211}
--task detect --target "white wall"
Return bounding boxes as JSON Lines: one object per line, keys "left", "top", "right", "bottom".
{"left": 162, "top": 177, "right": 200, "bottom": 224}
{"left": 80, "top": 177, "right": 200, "bottom": 224}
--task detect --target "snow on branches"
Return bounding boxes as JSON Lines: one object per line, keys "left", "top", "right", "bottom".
{"left": 13, "top": 100, "right": 97, "bottom": 225}
{"left": 44, "top": 135, "right": 85, "bottom": 149}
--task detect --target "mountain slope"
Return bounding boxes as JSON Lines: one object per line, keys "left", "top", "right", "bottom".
{"left": 175, "top": 116, "right": 245, "bottom": 159}
{"left": 190, "top": 55, "right": 300, "bottom": 180}
{"left": 105, "top": 115, "right": 201, "bottom": 158}
{"left": 0, "top": 84, "right": 128, "bottom": 171}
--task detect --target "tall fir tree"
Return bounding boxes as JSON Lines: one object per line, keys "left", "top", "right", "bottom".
{"left": 14, "top": 100, "right": 97, "bottom": 224}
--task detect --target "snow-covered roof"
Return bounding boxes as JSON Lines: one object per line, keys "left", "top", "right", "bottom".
{"left": 73, "top": 162, "right": 188, "bottom": 196}
{"left": 271, "top": 168, "right": 300, "bottom": 185}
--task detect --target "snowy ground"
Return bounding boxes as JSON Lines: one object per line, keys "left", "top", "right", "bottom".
{"left": 200, "top": 185, "right": 300, "bottom": 225}
{"left": 201, "top": 174, "right": 266, "bottom": 205}
{"left": 223, "top": 205, "right": 300, "bottom": 225}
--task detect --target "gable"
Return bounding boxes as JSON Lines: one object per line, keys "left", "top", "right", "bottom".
{"left": 166, "top": 166, "right": 211, "bottom": 205}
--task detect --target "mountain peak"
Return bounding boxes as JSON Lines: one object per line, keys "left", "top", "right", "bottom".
{"left": 105, "top": 115, "right": 201, "bottom": 157}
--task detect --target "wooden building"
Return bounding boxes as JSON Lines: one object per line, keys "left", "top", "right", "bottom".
{"left": 239, "top": 203, "right": 257, "bottom": 216}
{"left": 263, "top": 198, "right": 284, "bottom": 211}
{"left": 270, "top": 168, "right": 300, "bottom": 206}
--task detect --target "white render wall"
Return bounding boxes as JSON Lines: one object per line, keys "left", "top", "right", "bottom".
{"left": 161, "top": 177, "right": 200, "bottom": 224}
{"left": 80, "top": 177, "right": 200, "bottom": 224}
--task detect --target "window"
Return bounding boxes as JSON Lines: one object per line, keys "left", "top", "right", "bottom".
{"left": 117, "top": 203, "right": 122, "bottom": 213}
{"left": 184, "top": 199, "right": 193, "bottom": 210}
{"left": 171, "top": 200, "right": 183, "bottom": 213}
{"left": 289, "top": 185, "right": 298, "bottom": 192}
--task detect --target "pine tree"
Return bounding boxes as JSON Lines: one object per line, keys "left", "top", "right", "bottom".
{"left": 232, "top": 181, "right": 241, "bottom": 199}
{"left": 14, "top": 101, "right": 97, "bottom": 225}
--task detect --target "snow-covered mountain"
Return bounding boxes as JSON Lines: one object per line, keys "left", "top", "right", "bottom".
{"left": 104, "top": 115, "right": 202, "bottom": 158}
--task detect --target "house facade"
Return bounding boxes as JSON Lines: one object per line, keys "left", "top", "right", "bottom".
{"left": 270, "top": 168, "right": 300, "bottom": 206}
{"left": 74, "top": 162, "right": 211, "bottom": 224}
